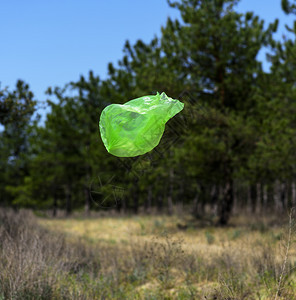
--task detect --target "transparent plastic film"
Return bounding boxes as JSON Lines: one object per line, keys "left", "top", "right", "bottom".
{"left": 99, "top": 92, "right": 184, "bottom": 157}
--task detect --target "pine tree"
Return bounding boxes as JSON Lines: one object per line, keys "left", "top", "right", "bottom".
{"left": 0, "top": 81, "right": 36, "bottom": 207}
{"left": 163, "top": 0, "right": 278, "bottom": 224}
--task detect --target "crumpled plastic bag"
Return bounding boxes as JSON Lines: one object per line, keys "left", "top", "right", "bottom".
{"left": 99, "top": 92, "right": 184, "bottom": 157}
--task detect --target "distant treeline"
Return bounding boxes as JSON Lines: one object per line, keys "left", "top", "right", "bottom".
{"left": 1, "top": 0, "right": 296, "bottom": 225}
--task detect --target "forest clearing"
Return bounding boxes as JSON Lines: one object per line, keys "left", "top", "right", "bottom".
{"left": 1, "top": 208, "right": 296, "bottom": 299}
{"left": 2, "top": 0, "right": 296, "bottom": 298}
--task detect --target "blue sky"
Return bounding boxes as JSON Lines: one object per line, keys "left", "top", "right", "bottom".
{"left": 0, "top": 0, "right": 294, "bottom": 109}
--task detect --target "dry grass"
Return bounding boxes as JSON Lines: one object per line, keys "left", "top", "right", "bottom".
{"left": 1, "top": 209, "right": 296, "bottom": 299}
{"left": 0, "top": 209, "right": 102, "bottom": 299}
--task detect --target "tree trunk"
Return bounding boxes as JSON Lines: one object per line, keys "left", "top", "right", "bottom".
{"left": 292, "top": 182, "right": 296, "bottom": 208}
{"left": 65, "top": 184, "right": 72, "bottom": 216}
{"left": 250, "top": 184, "right": 257, "bottom": 214}
{"left": 84, "top": 186, "right": 90, "bottom": 216}
{"left": 244, "top": 183, "right": 249, "bottom": 210}
{"left": 275, "top": 180, "right": 282, "bottom": 213}
{"left": 84, "top": 169, "right": 91, "bottom": 216}
{"left": 133, "top": 178, "right": 139, "bottom": 214}
{"left": 198, "top": 183, "right": 206, "bottom": 215}
{"left": 247, "top": 183, "right": 251, "bottom": 213}
{"left": 167, "top": 168, "right": 174, "bottom": 215}
{"left": 286, "top": 182, "right": 292, "bottom": 209}
{"left": 192, "top": 184, "right": 200, "bottom": 217}
{"left": 192, "top": 194, "right": 198, "bottom": 216}
{"left": 145, "top": 185, "right": 152, "bottom": 214}
{"left": 232, "top": 182, "right": 237, "bottom": 214}
{"left": 121, "top": 196, "right": 126, "bottom": 214}
{"left": 52, "top": 187, "right": 57, "bottom": 217}
{"left": 157, "top": 195, "right": 163, "bottom": 213}
{"left": 211, "top": 185, "right": 219, "bottom": 209}
{"left": 218, "top": 179, "right": 233, "bottom": 226}
{"left": 280, "top": 182, "right": 287, "bottom": 211}
{"left": 256, "top": 183, "right": 261, "bottom": 214}
{"left": 178, "top": 179, "right": 185, "bottom": 211}
{"left": 262, "top": 183, "right": 268, "bottom": 212}
{"left": 267, "top": 183, "right": 274, "bottom": 212}
{"left": 116, "top": 197, "right": 122, "bottom": 213}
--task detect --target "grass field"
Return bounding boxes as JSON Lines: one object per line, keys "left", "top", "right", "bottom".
{"left": 1, "top": 209, "right": 296, "bottom": 299}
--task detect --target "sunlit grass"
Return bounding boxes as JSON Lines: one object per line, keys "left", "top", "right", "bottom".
{"left": 37, "top": 213, "right": 296, "bottom": 299}
{"left": 1, "top": 208, "right": 295, "bottom": 299}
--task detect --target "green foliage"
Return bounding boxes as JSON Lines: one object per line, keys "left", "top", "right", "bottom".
{"left": 0, "top": 80, "right": 35, "bottom": 126}
{"left": 1, "top": 0, "right": 296, "bottom": 225}
{"left": 282, "top": 0, "right": 296, "bottom": 14}
{"left": 0, "top": 81, "right": 37, "bottom": 207}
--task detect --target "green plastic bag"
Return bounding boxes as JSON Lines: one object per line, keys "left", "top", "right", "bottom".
{"left": 99, "top": 92, "right": 184, "bottom": 157}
